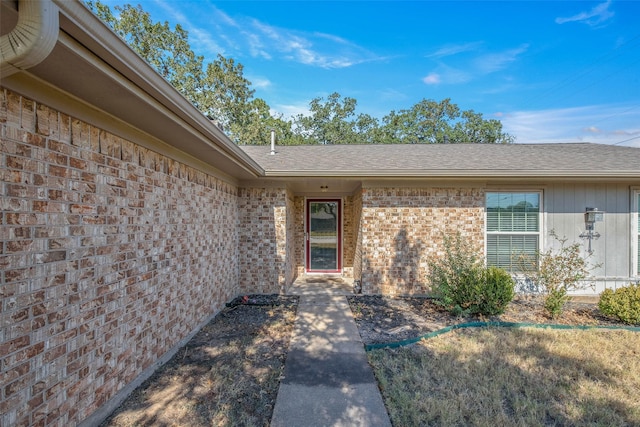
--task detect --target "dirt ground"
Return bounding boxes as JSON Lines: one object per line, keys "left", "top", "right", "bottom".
{"left": 102, "top": 293, "right": 629, "bottom": 426}
{"left": 101, "top": 295, "right": 298, "bottom": 427}
{"left": 347, "top": 294, "right": 627, "bottom": 345}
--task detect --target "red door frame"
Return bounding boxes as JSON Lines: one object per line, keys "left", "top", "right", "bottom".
{"left": 305, "top": 199, "right": 342, "bottom": 273}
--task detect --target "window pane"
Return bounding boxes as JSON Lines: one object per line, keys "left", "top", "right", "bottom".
{"left": 487, "top": 234, "right": 538, "bottom": 272}
{"left": 487, "top": 192, "right": 540, "bottom": 232}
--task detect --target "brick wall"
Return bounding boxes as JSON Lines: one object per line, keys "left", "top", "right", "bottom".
{"left": 293, "top": 196, "right": 305, "bottom": 277}
{"left": 238, "top": 187, "right": 296, "bottom": 294}
{"left": 1, "top": 89, "right": 240, "bottom": 426}
{"left": 352, "top": 190, "right": 363, "bottom": 282}
{"left": 360, "top": 187, "right": 485, "bottom": 295}
{"left": 342, "top": 194, "right": 359, "bottom": 278}
{"left": 284, "top": 190, "right": 297, "bottom": 287}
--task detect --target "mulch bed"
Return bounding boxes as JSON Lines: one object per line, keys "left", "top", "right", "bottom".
{"left": 347, "top": 294, "right": 627, "bottom": 345}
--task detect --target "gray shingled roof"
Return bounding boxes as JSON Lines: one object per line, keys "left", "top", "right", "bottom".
{"left": 240, "top": 143, "right": 640, "bottom": 178}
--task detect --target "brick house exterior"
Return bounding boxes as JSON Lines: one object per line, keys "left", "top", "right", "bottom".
{"left": 2, "top": 1, "right": 640, "bottom": 426}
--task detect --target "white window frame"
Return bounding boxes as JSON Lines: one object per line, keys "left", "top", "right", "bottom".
{"left": 485, "top": 191, "right": 543, "bottom": 272}
{"left": 633, "top": 189, "right": 640, "bottom": 278}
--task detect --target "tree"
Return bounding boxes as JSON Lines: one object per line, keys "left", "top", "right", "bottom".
{"left": 87, "top": 2, "right": 203, "bottom": 99}
{"left": 379, "top": 99, "right": 512, "bottom": 144}
{"left": 235, "top": 98, "right": 295, "bottom": 145}
{"left": 292, "top": 92, "right": 380, "bottom": 144}
{"left": 452, "top": 110, "right": 515, "bottom": 144}
{"left": 85, "top": 0, "right": 283, "bottom": 144}
{"left": 86, "top": 1, "right": 514, "bottom": 145}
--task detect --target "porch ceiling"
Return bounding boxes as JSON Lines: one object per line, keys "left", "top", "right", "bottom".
{"left": 241, "top": 177, "right": 363, "bottom": 195}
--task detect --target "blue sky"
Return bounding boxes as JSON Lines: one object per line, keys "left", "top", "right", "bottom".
{"left": 99, "top": 0, "right": 640, "bottom": 146}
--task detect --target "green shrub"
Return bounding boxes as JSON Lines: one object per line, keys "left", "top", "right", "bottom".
{"left": 428, "top": 233, "right": 515, "bottom": 316}
{"left": 479, "top": 266, "right": 516, "bottom": 316}
{"left": 544, "top": 288, "right": 570, "bottom": 319}
{"left": 598, "top": 283, "right": 640, "bottom": 325}
{"left": 518, "top": 231, "right": 595, "bottom": 319}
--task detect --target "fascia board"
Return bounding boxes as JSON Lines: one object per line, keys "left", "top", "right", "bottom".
{"left": 261, "top": 170, "right": 640, "bottom": 179}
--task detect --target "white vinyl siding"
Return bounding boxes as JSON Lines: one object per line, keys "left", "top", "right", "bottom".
{"left": 486, "top": 192, "right": 541, "bottom": 272}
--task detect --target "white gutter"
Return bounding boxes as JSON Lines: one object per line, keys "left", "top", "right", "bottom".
{"left": 1, "top": 0, "right": 59, "bottom": 77}
{"left": 260, "top": 170, "right": 640, "bottom": 179}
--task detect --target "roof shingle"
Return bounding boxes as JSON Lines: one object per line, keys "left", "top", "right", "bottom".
{"left": 240, "top": 143, "right": 640, "bottom": 178}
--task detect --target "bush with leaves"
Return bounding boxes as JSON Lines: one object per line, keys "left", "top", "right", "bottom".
{"left": 518, "top": 231, "right": 595, "bottom": 319}
{"left": 598, "top": 283, "right": 640, "bottom": 325}
{"left": 428, "top": 233, "right": 515, "bottom": 316}
{"left": 480, "top": 267, "right": 516, "bottom": 315}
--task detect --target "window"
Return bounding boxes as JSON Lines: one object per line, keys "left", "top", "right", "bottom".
{"left": 486, "top": 192, "right": 541, "bottom": 272}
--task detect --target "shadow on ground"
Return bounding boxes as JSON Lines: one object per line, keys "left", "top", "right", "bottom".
{"left": 101, "top": 295, "right": 297, "bottom": 427}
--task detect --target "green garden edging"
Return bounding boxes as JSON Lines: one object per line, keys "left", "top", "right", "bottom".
{"left": 364, "top": 321, "right": 640, "bottom": 351}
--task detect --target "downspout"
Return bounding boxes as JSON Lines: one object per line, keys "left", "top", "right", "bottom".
{"left": 1, "top": 0, "right": 59, "bottom": 78}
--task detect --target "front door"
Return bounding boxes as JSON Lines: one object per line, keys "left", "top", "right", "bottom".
{"left": 306, "top": 199, "right": 342, "bottom": 273}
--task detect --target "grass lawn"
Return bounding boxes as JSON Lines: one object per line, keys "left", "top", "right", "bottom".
{"left": 369, "top": 328, "right": 640, "bottom": 427}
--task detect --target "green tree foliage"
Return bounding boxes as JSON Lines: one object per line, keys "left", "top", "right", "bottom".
{"left": 292, "top": 93, "right": 379, "bottom": 145}
{"left": 86, "top": 1, "right": 513, "bottom": 146}
{"left": 293, "top": 96, "right": 513, "bottom": 144}
{"left": 85, "top": 0, "right": 290, "bottom": 144}
{"left": 394, "top": 100, "right": 514, "bottom": 144}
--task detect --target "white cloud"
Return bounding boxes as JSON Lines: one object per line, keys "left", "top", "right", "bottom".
{"left": 146, "top": 1, "right": 380, "bottom": 69}
{"left": 272, "top": 103, "right": 310, "bottom": 121}
{"left": 555, "top": 0, "right": 615, "bottom": 27}
{"left": 236, "top": 16, "right": 381, "bottom": 69}
{"left": 423, "top": 62, "right": 472, "bottom": 85}
{"left": 423, "top": 73, "right": 441, "bottom": 85}
{"left": 500, "top": 104, "right": 640, "bottom": 146}
{"left": 249, "top": 77, "right": 272, "bottom": 90}
{"left": 152, "top": 0, "right": 230, "bottom": 56}
{"left": 474, "top": 44, "right": 529, "bottom": 74}
{"left": 423, "top": 44, "right": 528, "bottom": 87}
{"left": 428, "top": 42, "right": 484, "bottom": 58}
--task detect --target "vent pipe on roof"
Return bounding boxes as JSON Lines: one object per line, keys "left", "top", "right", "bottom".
{"left": 270, "top": 129, "right": 276, "bottom": 155}
{"left": 0, "top": 0, "right": 59, "bottom": 77}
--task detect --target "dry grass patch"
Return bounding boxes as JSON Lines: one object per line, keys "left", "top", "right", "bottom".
{"left": 102, "top": 296, "right": 297, "bottom": 427}
{"left": 369, "top": 328, "right": 640, "bottom": 426}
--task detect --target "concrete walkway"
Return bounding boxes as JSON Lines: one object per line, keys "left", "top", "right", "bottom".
{"left": 271, "top": 277, "right": 392, "bottom": 427}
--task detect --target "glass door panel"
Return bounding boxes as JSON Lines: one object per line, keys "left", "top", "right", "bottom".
{"left": 307, "top": 200, "right": 341, "bottom": 272}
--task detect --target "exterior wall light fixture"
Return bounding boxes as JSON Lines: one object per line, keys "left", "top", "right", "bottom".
{"left": 320, "top": 186, "right": 329, "bottom": 192}
{"left": 579, "top": 207, "right": 603, "bottom": 254}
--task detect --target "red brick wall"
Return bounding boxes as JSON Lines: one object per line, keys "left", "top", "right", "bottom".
{"left": 360, "top": 187, "right": 485, "bottom": 295}
{"left": 1, "top": 89, "right": 240, "bottom": 426}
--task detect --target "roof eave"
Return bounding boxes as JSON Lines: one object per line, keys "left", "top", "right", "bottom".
{"left": 2, "top": 0, "right": 264, "bottom": 180}
{"left": 261, "top": 170, "right": 640, "bottom": 179}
